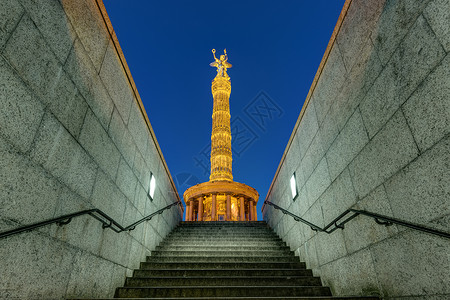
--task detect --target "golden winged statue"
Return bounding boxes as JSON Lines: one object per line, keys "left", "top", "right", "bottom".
{"left": 210, "top": 49, "right": 232, "bottom": 78}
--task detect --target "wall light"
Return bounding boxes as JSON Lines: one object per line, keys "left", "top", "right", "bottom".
{"left": 149, "top": 173, "right": 156, "bottom": 201}
{"left": 290, "top": 173, "right": 298, "bottom": 201}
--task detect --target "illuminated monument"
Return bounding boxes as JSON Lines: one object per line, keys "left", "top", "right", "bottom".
{"left": 183, "top": 49, "right": 259, "bottom": 221}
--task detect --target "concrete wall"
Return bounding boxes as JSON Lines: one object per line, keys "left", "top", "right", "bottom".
{"left": 0, "top": 0, "right": 182, "bottom": 299}
{"left": 263, "top": 0, "right": 450, "bottom": 298}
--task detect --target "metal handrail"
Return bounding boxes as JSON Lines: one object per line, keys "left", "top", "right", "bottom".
{"left": 0, "top": 200, "right": 182, "bottom": 240}
{"left": 263, "top": 200, "right": 450, "bottom": 239}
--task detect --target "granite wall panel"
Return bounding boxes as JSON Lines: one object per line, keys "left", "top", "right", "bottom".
{"left": 0, "top": 1, "right": 182, "bottom": 299}
{"left": 263, "top": 0, "right": 450, "bottom": 298}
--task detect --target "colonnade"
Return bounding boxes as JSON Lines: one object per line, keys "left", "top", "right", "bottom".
{"left": 185, "top": 194, "right": 258, "bottom": 221}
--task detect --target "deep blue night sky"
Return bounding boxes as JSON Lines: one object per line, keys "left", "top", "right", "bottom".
{"left": 103, "top": 0, "right": 345, "bottom": 219}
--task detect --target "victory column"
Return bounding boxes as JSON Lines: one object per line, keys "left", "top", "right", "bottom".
{"left": 183, "top": 50, "right": 259, "bottom": 221}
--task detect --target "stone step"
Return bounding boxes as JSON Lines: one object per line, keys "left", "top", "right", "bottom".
{"left": 140, "top": 262, "right": 307, "bottom": 270}
{"left": 155, "top": 245, "right": 291, "bottom": 251}
{"left": 169, "top": 234, "right": 276, "bottom": 238}
{"left": 71, "top": 297, "right": 379, "bottom": 300}
{"left": 170, "top": 231, "right": 275, "bottom": 235}
{"left": 173, "top": 226, "right": 270, "bottom": 230}
{"left": 150, "top": 250, "right": 293, "bottom": 257}
{"left": 166, "top": 235, "right": 278, "bottom": 240}
{"left": 172, "top": 227, "right": 273, "bottom": 230}
{"left": 114, "top": 286, "right": 332, "bottom": 298}
{"left": 163, "top": 238, "right": 280, "bottom": 243}
{"left": 124, "top": 276, "right": 322, "bottom": 287}
{"left": 171, "top": 228, "right": 274, "bottom": 232}
{"left": 132, "top": 268, "right": 314, "bottom": 277}
{"left": 160, "top": 241, "right": 287, "bottom": 247}
{"left": 162, "top": 237, "right": 283, "bottom": 243}
{"left": 165, "top": 236, "right": 282, "bottom": 245}
{"left": 166, "top": 234, "right": 281, "bottom": 239}
{"left": 168, "top": 233, "right": 278, "bottom": 238}
{"left": 146, "top": 255, "right": 299, "bottom": 263}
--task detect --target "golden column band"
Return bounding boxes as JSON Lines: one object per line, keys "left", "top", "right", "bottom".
{"left": 183, "top": 49, "right": 259, "bottom": 221}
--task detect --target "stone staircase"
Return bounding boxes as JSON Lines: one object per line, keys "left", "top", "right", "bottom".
{"left": 74, "top": 221, "right": 379, "bottom": 299}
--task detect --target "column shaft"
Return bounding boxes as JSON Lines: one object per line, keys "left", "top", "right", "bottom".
{"left": 198, "top": 197, "right": 203, "bottom": 221}
{"left": 189, "top": 200, "right": 194, "bottom": 221}
{"left": 239, "top": 196, "right": 245, "bottom": 221}
{"left": 226, "top": 194, "right": 231, "bottom": 221}
{"left": 211, "top": 194, "right": 217, "bottom": 221}
{"left": 185, "top": 204, "right": 189, "bottom": 221}
{"left": 249, "top": 200, "right": 254, "bottom": 221}
{"left": 253, "top": 202, "right": 257, "bottom": 221}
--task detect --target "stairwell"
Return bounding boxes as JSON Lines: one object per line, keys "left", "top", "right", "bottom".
{"left": 72, "top": 221, "right": 379, "bottom": 299}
